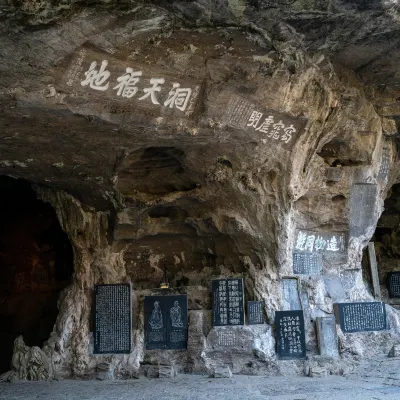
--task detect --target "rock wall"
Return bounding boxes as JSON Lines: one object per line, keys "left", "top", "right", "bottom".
{"left": 0, "top": 2, "right": 399, "bottom": 379}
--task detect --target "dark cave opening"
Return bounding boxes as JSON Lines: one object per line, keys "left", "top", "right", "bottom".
{"left": 363, "top": 183, "right": 400, "bottom": 303}
{"left": 0, "top": 176, "right": 74, "bottom": 374}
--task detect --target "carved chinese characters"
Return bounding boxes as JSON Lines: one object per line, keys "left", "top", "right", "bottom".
{"left": 93, "top": 284, "right": 132, "bottom": 354}
{"left": 62, "top": 47, "right": 201, "bottom": 119}
{"left": 212, "top": 278, "right": 244, "bottom": 326}
{"left": 334, "top": 302, "right": 387, "bottom": 333}
{"left": 294, "top": 230, "right": 347, "bottom": 253}
{"left": 387, "top": 272, "right": 400, "bottom": 298}
{"left": 144, "top": 295, "right": 188, "bottom": 350}
{"left": 275, "top": 311, "right": 306, "bottom": 359}
{"left": 217, "top": 94, "right": 307, "bottom": 150}
{"left": 349, "top": 184, "right": 378, "bottom": 237}
{"left": 247, "top": 301, "right": 265, "bottom": 325}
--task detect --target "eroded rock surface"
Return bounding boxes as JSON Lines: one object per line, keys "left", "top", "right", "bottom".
{"left": 0, "top": 0, "right": 400, "bottom": 380}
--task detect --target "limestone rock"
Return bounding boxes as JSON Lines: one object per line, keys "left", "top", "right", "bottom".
{"left": 159, "top": 365, "right": 177, "bottom": 378}
{"left": 212, "top": 366, "right": 232, "bottom": 378}
{"left": 388, "top": 344, "right": 400, "bottom": 358}
{"left": 96, "top": 363, "right": 114, "bottom": 380}
{"left": 9, "top": 336, "right": 53, "bottom": 381}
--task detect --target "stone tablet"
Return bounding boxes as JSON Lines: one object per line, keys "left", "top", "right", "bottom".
{"left": 275, "top": 310, "right": 306, "bottom": 360}
{"left": 293, "top": 252, "right": 323, "bottom": 275}
{"left": 349, "top": 184, "right": 378, "bottom": 237}
{"left": 144, "top": 294, "right": 188, "bottom": 350}
{"left": 247, "top": 301, "right": 265, "bottom": 325}
{"left": 387, "top": 272, "right": 400, "bottom": 298}
{"left": 282, "top": 278, "right": 302, "bottom": 311}
{"left": 212, "top": 278, "right": 244, "bottom": 326}
{"left": 316, "top": 317, "right": 339, "bottom": 357}
{"left": 367, "top": 242, "right": 381, "bottom": 300}
{"left": 334, "top": 302, "right": 387, "bottom": 333}
{"left": 93, "top": 283, "right": 132, "bottom": 354}
{"left": 378, "top": 147, "right": 390, "bottom": 183}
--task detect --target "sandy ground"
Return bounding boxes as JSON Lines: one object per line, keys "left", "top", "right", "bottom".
{"left": 1, "top": 374, "right": 400, "bottom": 400}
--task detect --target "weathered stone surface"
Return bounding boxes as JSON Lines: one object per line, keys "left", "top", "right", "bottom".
{"left": 388, "top": 344, "right": 400, "bottom": 358}
{"left": 212, "top": 366, "right": 232, "bottom": 378}
{"left": 96, "top": 363, "right": 114, "bottom": 380}
{"left": 159, "top": 365, "right": 177, "bottom": 378}
{"left": 0, "top": 0, "right": 400, "bottom": 381}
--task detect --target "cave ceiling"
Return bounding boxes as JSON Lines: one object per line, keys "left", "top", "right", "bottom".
{"left": 0, "top": 0, "right": 399, "bottom": 215}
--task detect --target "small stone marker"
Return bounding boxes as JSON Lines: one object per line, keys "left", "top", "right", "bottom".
{"left": 387, "top": 272, "right": 400, "bottom": 298}
{"left": 212, "top": 278, "right": 244, "bottom": 326}
{"left": 349, "top": 184, "right": 378, "bottom": 237}
{"left": 282, "top": 278, "right": 302, "bottom": 311}
{"left": 275, "top": 310, "right": 306, "bottom": 360}
{"left": 316, "top": 317, "right": 339, "bottom": 358}
{"left": 334, "top": 302, "right": 387, "bottom": 333}
{"left": 367, "top": 242, "right": 381, "bottom": 300}
{"left": 212, "top": 366, "right": 232, "bottom": 378}
{"left": 144, "top": 294, "right": 188, "bottom": 350}
{"left": 247, "top": 301, "right": 265, "bottom": 325}
{"left": 93, "top": 283, "right": 132, "bottom": 354}
{"left": 388, "top": 344, "right": 400, "bottom": 357}
{"left": 293, "top": 252, "right": 323, "bottom": 275}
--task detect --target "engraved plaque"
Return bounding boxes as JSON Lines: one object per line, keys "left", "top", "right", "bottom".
{"left": 93, "top": 283, "right": 132, "bottom": 354}
{"left": 247, "top": 301, "right": 265, "bottom": 325}
{"left": 144, "top": 295, "right": 188, "bottom": 350}
{"left": 276, "top": 310, "right": 306, "bottom": 360}
{"left": 349, "top": 184, "right": 378, "bottom": 237}
{"left": 293, "top": 252, "right": 323, "bottom": 275}
{"left": 214, "top": 92, "right": 308, "bottom": 150}
{"left": 387, "top": 272, "right": 400, "bottom": 298}
{"left": 316, "top": 317, "right": 339, "bottom": 357}
{"left": 294, "top": 230, "right": 347, "bottom": 254}
{"left": 212, "top": 278, "right": 244, "bottom": 326}
{"left": 334, "top": 302, "right": 387, "bottom": 333}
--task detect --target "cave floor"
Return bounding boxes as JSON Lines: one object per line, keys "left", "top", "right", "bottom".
{"left": 1, "top": 374, "right": 400, "bottom": 400}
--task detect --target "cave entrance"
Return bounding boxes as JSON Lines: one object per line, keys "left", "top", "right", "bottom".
{"left": 365, "top": 183, "right": 400, "bottom": 304}
{"left": 0, "top": 176, "right": 74, "bottom": 374}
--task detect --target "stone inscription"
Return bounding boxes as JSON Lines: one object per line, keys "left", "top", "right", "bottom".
{"left": 276, "top": 310, "right": 306, "bottom": 360}
{"left": 378, "top": 147, "right": 390, "bottom": 184}
{"left": 247, "top": 301, "right": 265, "bottom": 325}
{"left": 349, "top": 184, "right": 378, "bottom": 237}
{"left": 217, "top": 330, "right": 237, "bottom": 346}
{"left": 367, "top": 242, "right": 381, "bottom": 300}
{"left": 93, "top": 283, "right": 132, "bottom": 354}
{"left": 282, "top": 279, "right": 302, "bottom": 311}
{"left": 316, "top": 317, "right": 339, "bottom": 357}
{"left": 334, "top": 302, "right": 387, "bottom": 333}
{"left": 220, "top": 94, "right": 307, "bottom": 150}
{"left": 144, "top": 295, "right": 188, "bottom": 350}
{"left": 293, "top": 252, "right": 323, "bottom": 275}
{"left": 63, "top": 47, "right": 201, "bottom": 118}
{"left": 294, "top": 230, "right": 347, "bottom": 253}
{"left": 387, "top": 272, "right": 400, "bottom": 298}
{"left": 212, "top": 278, "right": 244, "bottom": 326}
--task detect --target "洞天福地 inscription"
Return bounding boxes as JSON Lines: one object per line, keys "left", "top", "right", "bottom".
{"left": 61, "top": 47, "right": 202, "bottom": 119}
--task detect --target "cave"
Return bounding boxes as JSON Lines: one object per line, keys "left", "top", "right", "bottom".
{"left": 368, "top": 183, "right": 400, "bottom": 305}
{"left": 0, "top": 177, "right": 74, "bottom": 374}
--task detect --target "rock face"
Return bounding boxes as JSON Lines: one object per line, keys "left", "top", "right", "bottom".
{"left": 0, "top": 0, "right": 399, "bottom": 380}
